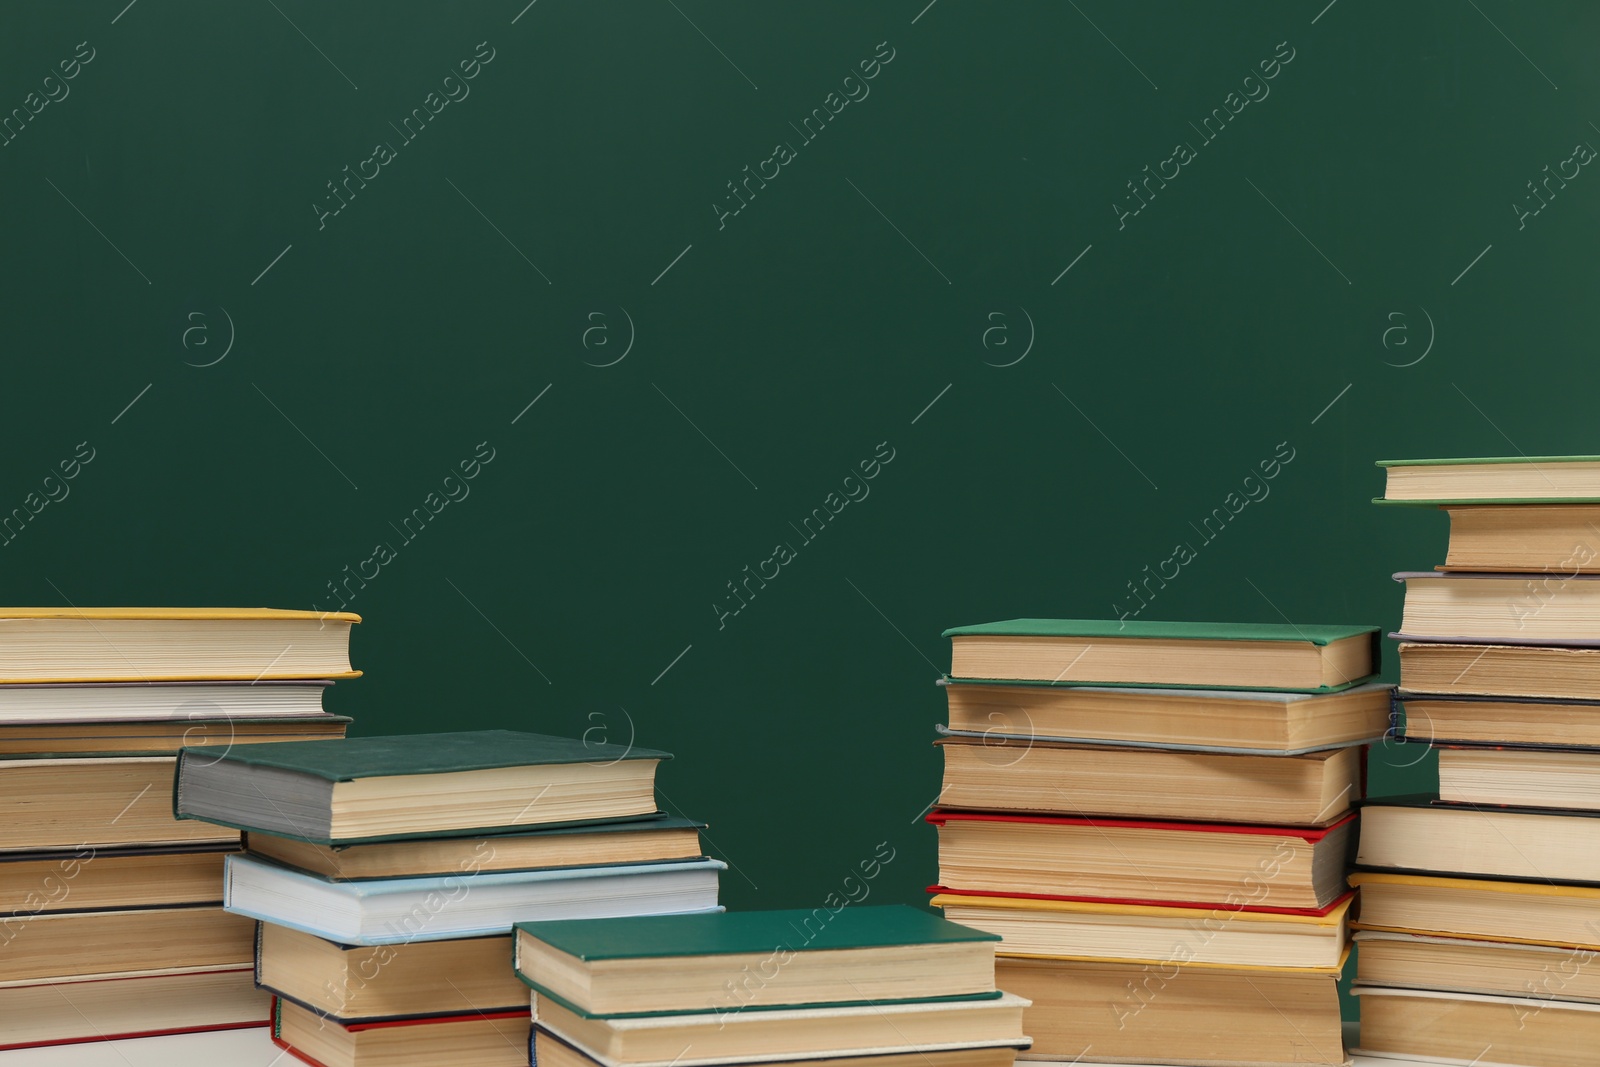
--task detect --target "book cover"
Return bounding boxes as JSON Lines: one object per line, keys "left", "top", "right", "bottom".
{"left": 942, "top": 619, "right": 1375, "bottom": 644}
{"left": 225, "top": 854, "right": 726, "bottom": 943}
{"left": 987, "top": 948, "right": 1350, "bottom": 974}
{"left": 180, "top": 729, "right": 668, "bottom": 781}
{"left": 1358, "top": 793, "right": 1600, "bottom": 820}
{"left": 257, "top": 930, "right": 527, "bottom": 1026}
{"left": 927, "top": 809, "right": 1356, "bottom": 841}
{"left": 1425, "top": 738, "right": 1600, "bottom": 753}
{"left": 1, "top": 716, "right": 352, "bottom": 759}
{"left": 935, "top": 722, "right": 1382, "bottom": 757}
{"left": 0, "top": 607, "right": 360, "bottom": 621}
{"left": 1377, "top": 457, "right": 1600, "bottom": 467}
{"left": 0, "top": 966, "right": 268, "bottom": 1051}
{"left": 1397, "top": 691, "right": 1600, "bottom": 707}
{"left": 1349, "top": 869, "right": 1600, "bottom": 899}
{"left": 246, "top": 812, "right": 706, "bottom": 860}
{"left": 924, "top": 884, "right": 1353, "bottom": 914}
{"left": 514, "top": 904, "right": 999, "bottom": 961}
{"left": 1393, "top": 571, "right": 1600, "bottom": 646}
{"left": 174, "top": 731, "right": 670, "bottom": 843}
{"left": 530, "top": 1020, "right": 1031, "bottom": 1067}
{"left": 525, "top": 985, "right": 1007, "bottom": 1024}
{"left": 943, "top": 675, "right": 1376, "bottom": 694}
{"left": 270, "top": 998, "right": 527, "bottom": 1067}
{"left": 1375, "top": 455, "right": 1600, "bottom": 505}
{"left": 928, "top": 890, "right": 1355, "bottom": 924}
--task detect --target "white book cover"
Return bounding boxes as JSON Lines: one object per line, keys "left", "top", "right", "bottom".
{"left": 223, "top": 853, "right": 723, "bottom": 944}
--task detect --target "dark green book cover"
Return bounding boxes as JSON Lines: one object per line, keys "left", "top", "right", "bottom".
{"left": 942, "top": 619, "right": 1376, "bottom": 645}
{"left": 1376, "top": 456, "right": 1600, "bottom": 467}
{"left": 1373, "top": 456, "right": 1600, "bottom": 505}
{"left": 942, "top": 676, "right": 1376, "bottom": 694}
{"left": 515, "top": 903, "right": 998, "bottom": 960}
{"left": 178, "top": 729, "right": 668, "bottom": 779}
{"left": 174, "top": 730, "right": 670, "bottom": 843}
{"left": 514, "top": 905, "right": 1003, "bottom": 1019}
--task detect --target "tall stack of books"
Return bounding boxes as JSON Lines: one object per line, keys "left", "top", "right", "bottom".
{"left": 513, "top": 905, "right": 1031, "bottom": 1067}
{"left": 1354, "top": 456, "right": 1600, "bottom": 1063}
{"left": 927, "top": 619, "right": 1392, "bottom": 1066}
{"left": 172, "top": 729, "right": 724, "bottom": 1067}
{"left": 0, "top": 607, "right": 358, "bottom": 1052}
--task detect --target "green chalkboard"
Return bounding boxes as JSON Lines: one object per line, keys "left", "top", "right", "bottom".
{"left": 5, "top": 0, "right": 1598, "bottom": 1023}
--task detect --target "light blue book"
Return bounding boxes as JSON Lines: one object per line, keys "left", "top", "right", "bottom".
{"left": 224, "top": 853, "right": 724, "bottom": 945}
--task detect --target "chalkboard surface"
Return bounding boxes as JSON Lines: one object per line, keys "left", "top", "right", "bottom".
{"left": 4, "top": 1, "right": 1597, "bottom": 1019}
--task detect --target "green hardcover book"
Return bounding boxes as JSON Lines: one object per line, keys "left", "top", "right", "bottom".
{"left": 173, "top": 730, "right": 667, "bottom": 844}
{"left": 513, "top": 904, "right": 1001, "bottom": 1018}
{"left": 943, "top": 620, "right": 1378, "bottom": 693}
{"left": 1376, "top": 455, "right": 1600, "bottom": 504}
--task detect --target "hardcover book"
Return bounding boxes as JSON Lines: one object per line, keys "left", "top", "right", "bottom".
{"left": 1355, "top": 930, "right": 1600, "bottom": 1003}
{"left": 0, "top": 714, "right": 350, "bottom": 757}
{"left": 257, "top": 925, "right": 528, "bottom": 1023}
{"left": 273, "top": 997, "right": 530, "bottom": 1067}
{"left": 1357, "top": 794, "right": 1600, "bottom": 883}
{"left": 941, "top": 679, "right": 1391, "bottom": 754}
{"left": 513, "top": 905, "right": 1000, "bottom": 1017}
{"left": 929, "top": 810, "right": 1356, "bottom": 909}
{"left": 1440, "top": 504, "right": 1600, "bottom": 572}
{"left": 1349, "top": 870, "right": 1600, "bottom": 948}
{"left": 943, "top": 619, "right": 1378, "bottom": 692}
{"left": 531, "top": 990, "right": 1031, "bottom": 1066}
{"left": 224, "top": 853, "right": 724, "bottom": 944}
{"left": 1377, "top": 455, "right": 1600, "bottom": 504}
{"left": 1354, "top": 985, "right": 1600, "bottom": 1064}
{"left": 0, "top": 906, "right": 255, "bottom": 983}
{"left": 1396, "top": 571, "right": 1600, "bottom": 644}
{"left": 0, "top": 678, "right": 334, "bottom": 721}
{"left": 0, "top": 966, "right": 268, "bottom": 1051}
{"left": 1399, "top": 641, "right": 1600, "bottom": 700}
{"left": 936, "top": 737, "right": 1362, "bottom": 825}
{"left": 1396, "top": 693, "right": 1600, "bottom": 748}
{"left": 245, "top": 814, "right": 705, "bottom": 881}
{"left": 0, "top": 756, "right": 238, "bottom": 851}
{"left": 0, "top": 607, "right": 359, "bottom": 682}
{"left": 532, "top": 1025, "right": 1029, "bottom": 1067}
{"left": 999, "top": 957, "right": 1344, "bottom": 1065}
{"left": 930, "top": 891, "right": 1353, "bottom": 970}
{"left": 174, "top": 730, "right": 667, "bottom": 843}
{"left": 1436, "top": 743, "right": 1600, "bottom": 810}
{"left": 0, "top": 845, "right": 231, "bottom": 913}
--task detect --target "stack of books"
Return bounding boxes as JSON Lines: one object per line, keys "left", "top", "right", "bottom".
{"left": 171, "top": 729, "right": 724, "bottom": 1067}
{"left": 0, "top": 607, "right": 358, "bottom": 1052}
{"left": 1354, "top": 456, "right": 1600, "bottom": 1062}
{"left": 513, "top": 905, "right": 1030, "bottom": 1067}
{"left": 927, "top": 619, "right": 1391, "bottom": 1065}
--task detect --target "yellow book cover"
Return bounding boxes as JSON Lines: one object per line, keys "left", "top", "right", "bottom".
{"left": 0, "top": 608, "right": 360, "bottom": 683}
{"left": 0, "top": 608, "right": 360, "bottom": 622}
